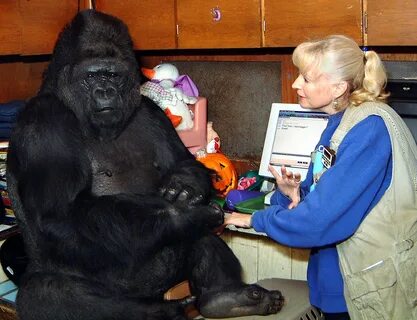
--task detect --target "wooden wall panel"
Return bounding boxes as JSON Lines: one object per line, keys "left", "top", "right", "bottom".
{"left": 177, "top": 0, "right": 261, "bottom": 49}
{"left": 0, "top": 61, "right": 47, "bottom": 102}
{"left": 228, "top": 233, "right": 259, "bottom": 283}
{"left": 264, "top": 0, "right": 363, "bottom": 47}
{"left": 258, "top": 237, "right": 292, "bottom": 280}
{"left": 222, "top": 231, "right": 308, "bottom": 282}
{"left": 20, "top": 0, "right": 78, "bottom": 55}
{"left": 366, "top": 1, "right": 417, "bottom": 46}
{"left": 96, "top": 0, "right": 177, "bottom": 50}
{"left": 0, "top": 1, "right": 22, "bottom": 55}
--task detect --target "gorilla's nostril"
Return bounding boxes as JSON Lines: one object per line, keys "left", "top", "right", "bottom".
{"left": 93, "top": 86, "right": 117, "bottom": 101}
{"left": 93, "top": 87, "right": 105, "bottom": 100}
{"left": 105, "top": 87, "right": 117, "bottom": 97}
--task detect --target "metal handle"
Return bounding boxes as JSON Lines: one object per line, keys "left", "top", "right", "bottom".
{"left": 211, "top": 7, "right": 221, "bottom": 22}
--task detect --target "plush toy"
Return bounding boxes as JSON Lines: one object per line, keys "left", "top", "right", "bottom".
{"left": 206, "top": 121, "right": 221, "bottom": 153}
{"left": 140, "top": 63, "right": 199, "bottom": 131}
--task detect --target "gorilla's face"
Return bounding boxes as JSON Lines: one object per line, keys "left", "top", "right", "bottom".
{"left": 59, "top": 56, "right": 139, "bottom": 139}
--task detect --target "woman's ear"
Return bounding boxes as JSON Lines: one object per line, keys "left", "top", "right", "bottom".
{"left": 333, "top": 81, "right": 348, "bottom": 99}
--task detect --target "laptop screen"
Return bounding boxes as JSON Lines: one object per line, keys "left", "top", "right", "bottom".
{"left": 259, "top": 104, "right": 329, "bottom": 181}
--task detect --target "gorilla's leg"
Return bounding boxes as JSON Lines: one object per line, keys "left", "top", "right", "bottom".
{"left": 17, "top": 272, "right": 188, "bottom": 320}
{"left": 188, "top": 234, "right": 285, "bottom": 318}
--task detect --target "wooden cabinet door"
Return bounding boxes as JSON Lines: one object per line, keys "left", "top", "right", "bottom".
{"left": 96, "top": 0, "right": 176, "bottom": 50}
{"left": 177, "top": 0, "right": 262, "bottom": 49}
{"left": 0, "top": 1, "right": 22, "bottom": 55}
{"left": 366, "top": 1, "right": 417, "bottom": 45}
{"left": 264, "top": 0, "right": 363, "bottom": 47}
{"left": 20, "top": 0, "right": 78, "bottom": 55}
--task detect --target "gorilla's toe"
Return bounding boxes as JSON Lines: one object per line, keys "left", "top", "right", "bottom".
{"left": 245, "top": 285, "right": 285, "bottom": 315}
{"left": 179, "top": 295, "right": 196, "bottom": 307}
{"left": 267, "top": 290, "right": 285, "bottom": 313}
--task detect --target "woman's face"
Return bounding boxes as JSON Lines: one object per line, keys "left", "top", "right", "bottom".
{"left": 292, "top": 70, "right": 339, "bottom": 114}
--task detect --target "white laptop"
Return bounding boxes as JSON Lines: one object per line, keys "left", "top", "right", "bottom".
{"left": 259, "top": 103, "right": 329, "bottom": 182}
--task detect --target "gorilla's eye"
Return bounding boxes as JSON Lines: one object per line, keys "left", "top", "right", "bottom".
{"left": 87, "top": 72, "right": 95, "bottom": 78}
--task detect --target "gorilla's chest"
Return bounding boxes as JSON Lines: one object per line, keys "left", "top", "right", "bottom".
{"left": 87, "top": 139, "right": 162, "bottom": 196}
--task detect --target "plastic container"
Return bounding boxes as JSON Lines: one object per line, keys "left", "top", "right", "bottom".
{"left": 225, "top": 190, "right": 264, "bottom": 210}
{"left": 234, "top": 194, "right": 266, "bottom": 214}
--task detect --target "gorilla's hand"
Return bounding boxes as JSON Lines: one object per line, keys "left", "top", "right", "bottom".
{"left": 159, "top": 164, "right": 212, "bottom": 205}
{"left": 176, "top": 200, "right": 224, "bottom": 230}
{"left": 203, "top": 201, "right": 225, "bottom": 229}
{"left": 159, "top": 180, "right": 198, "bottom": 204}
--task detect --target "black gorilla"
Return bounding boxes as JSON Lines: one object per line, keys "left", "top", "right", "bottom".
{"left": 6, "top": 10, "right": 284, "bottom": 320}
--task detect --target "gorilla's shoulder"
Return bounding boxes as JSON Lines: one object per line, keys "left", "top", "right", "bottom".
{"left": 15, "top": 94, "right": 80, "bottom": 139}
{"left": 19, "top": 94, "right": 76, "bottom": 123}
{"left": 135, "top": 95, "right": 174, "bottom": 124}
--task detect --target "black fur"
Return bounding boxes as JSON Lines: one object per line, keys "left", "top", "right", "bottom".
{"left": 6, "top": 10, "right": 283, "bottom": 320}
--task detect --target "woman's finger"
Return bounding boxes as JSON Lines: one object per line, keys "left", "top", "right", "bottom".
{"left": 268, "top": 165, "right": 281, "bottom": 180}
{"left": 294, "top": 173, "right": 302, "bottom": 183}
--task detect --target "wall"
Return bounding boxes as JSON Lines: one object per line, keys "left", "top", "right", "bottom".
{"left": 221, "top": 230, "right": 309, "bottom": 283}
{"left": 0, "top": 56, "right": 48, "bottom": 102}
{"left": 172, "top": 61, "right": 281, "bottom": 159}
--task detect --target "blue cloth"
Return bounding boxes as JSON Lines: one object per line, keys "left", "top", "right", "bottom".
{"left": 0, "top": 100, "right": 24, "bottom": 123}
{"left": 0, "top": 100, "right": 25, "bottom": 139}
{"left": 252, "top": 111, "right": 392, "bottom": 312}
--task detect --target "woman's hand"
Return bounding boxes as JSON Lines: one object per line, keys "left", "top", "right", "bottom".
{"left": 224, "top": 212, "right": 252, "bottom": 228}
{"left": 269, "top": 165, "right": 301, "bottom": 209}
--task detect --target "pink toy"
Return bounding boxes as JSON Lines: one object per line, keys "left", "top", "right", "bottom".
{"left": 178, "top": 98, "right": 207, "bottom": 155}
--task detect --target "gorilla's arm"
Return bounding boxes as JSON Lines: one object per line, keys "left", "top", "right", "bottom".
{"left": 7, "top": 95, "right": 222, "bottom": 266}
{"left": 138, "top": 98, "right": 213, "bottom": 204}
{"left": 7, "top": 94, "right": 91, "bottom": 219}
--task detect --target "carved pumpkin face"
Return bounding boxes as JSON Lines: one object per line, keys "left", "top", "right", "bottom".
{"left": 198, "top": 153, "right": 238, "bottom": 197}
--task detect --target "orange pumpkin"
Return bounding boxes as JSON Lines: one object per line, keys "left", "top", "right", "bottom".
{"left": 198, "top": 153, "right": 238, "bottom": 197}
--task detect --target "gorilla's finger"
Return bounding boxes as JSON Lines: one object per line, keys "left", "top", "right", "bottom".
{"left": 177, "top": 189, "right": 190, "bottom": 201}
{"left": 209, "top": 201, "right": 222, "bottom": 211}
{"left": 188, "top": 194, "right": 204, "bottom": 206}
{"left": 164, "top": 188, "right": 180, "bottom": 202}
{"left": 207, "top": 201, "right": 225, "bottom": 227}
{"left": 158, "top": 186, "right": 167, "bottom": 197}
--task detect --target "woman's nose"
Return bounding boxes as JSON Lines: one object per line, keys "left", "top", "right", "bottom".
{"left": 292, "top": 74, "right": 303, "bottom": 89}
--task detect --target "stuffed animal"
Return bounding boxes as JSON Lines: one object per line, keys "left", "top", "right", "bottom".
{"left": 206, "top": 121, "right": 221, "bottom": 153}
{"left": 140, "top": 63, "right": 198, "bottom": 131}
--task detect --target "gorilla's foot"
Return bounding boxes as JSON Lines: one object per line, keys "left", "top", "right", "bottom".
{"left": 198, "top": 284, "right": 284, "bottom": 318}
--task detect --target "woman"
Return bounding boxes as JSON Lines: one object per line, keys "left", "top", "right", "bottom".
{"left": 225, "top": 35, "right": 417, "bottom": 320}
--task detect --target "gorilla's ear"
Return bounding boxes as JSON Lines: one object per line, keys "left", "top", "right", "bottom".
{"left": 58, "top": 65, "right": 71, "bottom": 86}
{"left": 56, "top": 65, "right": 77, "bottom": 105}
{"left": 41, "top": 63, "right": 72, "bottom": 95}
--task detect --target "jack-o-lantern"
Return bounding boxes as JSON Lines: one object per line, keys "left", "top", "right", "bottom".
{"left": 198, "top": 153, "right": 238, "bottom": 197}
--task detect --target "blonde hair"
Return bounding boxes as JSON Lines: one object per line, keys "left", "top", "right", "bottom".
{"left": 292, "top": 35, "right": 389, "bottom": 106}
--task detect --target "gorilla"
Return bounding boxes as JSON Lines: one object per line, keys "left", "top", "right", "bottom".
{"left": 6, "top": 10, "right": 284, "bottom": 320}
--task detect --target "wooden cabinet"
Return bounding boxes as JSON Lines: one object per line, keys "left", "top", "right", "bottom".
{"left": 365, "top": 1, "right": 417, "bottom": 46}
{"left": 177, "top": 0, "right": 262, "bottom": 49}
{"left": 1, "top": 1, "right": 417, "bottom": 56}
{"left": 222, "top": 229, "right": 309, "bottom": 283}
{"left": 0, "top": 1, "right": 22, "bottom": 55}
{"left": 263, "top": 0, "right": 363, "bottom": 47}
{"left": 95, "top": 0, "right": 262, "bottom": 50}
{"left": 95, "top": 0, "right": 177, "bottom": 50}
{"left": 0, "top": 0, "right": 77, "bottom": 56}
{"left": 20, "top": 0, "right": 78, "bottom": 55}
